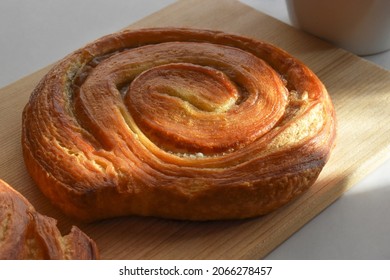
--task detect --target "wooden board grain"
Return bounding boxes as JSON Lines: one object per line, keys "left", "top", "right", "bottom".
{"left": 1, "top": 0, "right": 390, "bottom": 259}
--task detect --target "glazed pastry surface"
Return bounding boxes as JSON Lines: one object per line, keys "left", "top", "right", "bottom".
{"left": 22, "top": 28, "right": 336, "bottom": 221}
{"left": 0, "top": 179, "right": 98, "bottom": 259}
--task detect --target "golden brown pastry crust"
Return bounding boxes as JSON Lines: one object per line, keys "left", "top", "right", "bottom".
{"left": 0, "top": 179, "right": 99, "bottom": 259}
{"left": 22, "top": 28, "right": 336, "bottom": 221}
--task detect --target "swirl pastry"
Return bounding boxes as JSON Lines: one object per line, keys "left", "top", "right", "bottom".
{"left": 0, "top": 179, "right": 98, "bottom": 259}
{"left": 22, "top": 28, "right": 336, "bottom": 221}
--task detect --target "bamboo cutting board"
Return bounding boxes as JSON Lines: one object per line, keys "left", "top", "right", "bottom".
{"left": 1, "top": 0, "right": 390, "bottom": 259}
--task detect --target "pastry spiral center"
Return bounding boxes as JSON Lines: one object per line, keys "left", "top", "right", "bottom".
{"left": 125, "top": 63, "right": 241, "bottom": 154}
{"left": 75, "top": 42, "right": 289, "bottom": 154}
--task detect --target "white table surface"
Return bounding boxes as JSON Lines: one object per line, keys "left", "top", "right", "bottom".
{"left": 1, "top": 0, "right": 389, "bottom": 260}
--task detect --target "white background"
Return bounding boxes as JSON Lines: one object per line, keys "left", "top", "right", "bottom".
{"left": 0, "top": 0, "right": 389, "bottom": 259}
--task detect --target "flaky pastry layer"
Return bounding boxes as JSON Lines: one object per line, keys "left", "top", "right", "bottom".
{"left": 22, "top": 28, "right": 336, "bottom": 221}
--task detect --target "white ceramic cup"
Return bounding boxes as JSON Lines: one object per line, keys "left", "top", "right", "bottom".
{"left": 285, "top": 0, "right": 390, "bottom": 55}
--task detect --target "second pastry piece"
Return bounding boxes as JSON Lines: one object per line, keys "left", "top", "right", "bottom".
{"left": 0, "top": 179, "right": 99, "bottom": 260}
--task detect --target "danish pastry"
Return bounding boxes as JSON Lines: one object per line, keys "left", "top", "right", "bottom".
{"left": 0, "top": 179, "right": 98, "bottom": 259}
{"left": 22, "top": 28, "right": 336, "bottom": 221}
